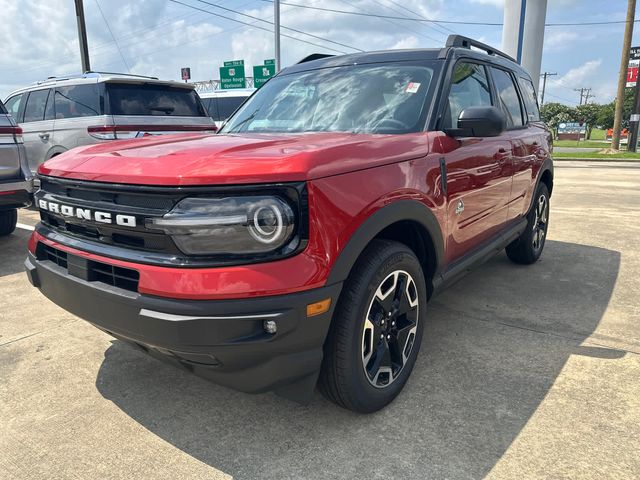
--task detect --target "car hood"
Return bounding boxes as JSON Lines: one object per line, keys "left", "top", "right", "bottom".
{"left": 38, "top": 131, "right": 429, "bottom": 186}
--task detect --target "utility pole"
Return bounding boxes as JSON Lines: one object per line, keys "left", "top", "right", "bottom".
{"left": 583, "top": 88, "right": 595, "bottom": 104}
{"left": 74, "top": 0, "right": 91, "bottom": 73}
{"left": 612, "top": 0, "right": 636, "bottom": 150}
{"left": 539, "top": 71, "right": 556, "bottom": 105}
{"left": 274, "top": 0, "right": 281, "bottom": 71}
{"left": 574, "top": 88, "right": 586, "bottom": 105}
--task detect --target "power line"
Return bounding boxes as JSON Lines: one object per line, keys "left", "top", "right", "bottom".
{"left": 168, "top": 0, "right": 352, "bottom": 54}
{"left": 382, "top": 0, "right": 456, "bottom": 34}
{"left": 94, "top": 0, "right": 131, "bottom": 73}
{"left": 258, "top": 0, "right": 640, "bottom": 27}
{"left": 191, "top": 0, "right": 363, "bottom": 52}
{"left": 363, "top": 0, "right": 444, "bottom": 45}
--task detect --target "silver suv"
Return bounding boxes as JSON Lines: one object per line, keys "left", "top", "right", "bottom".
{"left": 4, "top": 72, "right": 216, "bottom": 176}
{"left": 0, "top": 99, "right": 32, "bottom": 235}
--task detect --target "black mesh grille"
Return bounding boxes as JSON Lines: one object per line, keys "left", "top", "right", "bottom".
{"left": 37, "top": 244, "right": 139, "bottom": 293}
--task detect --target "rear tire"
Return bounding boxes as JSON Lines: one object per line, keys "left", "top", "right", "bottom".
{"left": 506, "top": 183, "right": 550, "bottom": 265}
{"left": 0, "top": 209, "right": 17, "bottom": 236}
{"left": 319, "top": 240, "right": 427, "bottom": 413}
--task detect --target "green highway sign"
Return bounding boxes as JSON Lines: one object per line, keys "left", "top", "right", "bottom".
{"left": 220, "top": 60, "right": 246, "bottom": 89}
{"left": 264, "top": 59, "right": 276, "bottom": 66}
{"left": 253, "top": 61, "right": 276, "bottom": 88}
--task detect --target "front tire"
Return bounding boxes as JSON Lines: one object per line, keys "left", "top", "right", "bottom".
{"left": 506, "top": 183, "right": 550, "bottom": 265}
{"left": 0, "top": 209, "right": 17, "bottom": 236}
{"left": 319, "top": 240, "right": 427, "bottom": 413}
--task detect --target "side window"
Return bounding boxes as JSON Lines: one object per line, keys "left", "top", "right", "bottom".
{"left": 518, "top": 77, "right": 540, "bottom": 122}
{"left": 44, "top": 89, "right": 56, "bottom": 121}
{"left": 209, "top": 98, "right": 221, "bottom": 121}
{"left": 490, "top": 68, "right": 524, "bottom": 128}
{"left": 4, "top": 94, "right": 24, "bottom": 121}
{"left": 54, "top": 85, "right": 101, "bottom": 119}
{"left": 444, "top": 62, "right": 491, "bottom": 129}
{"left": 23, "top": 89, "right": 50, "bottom": 123}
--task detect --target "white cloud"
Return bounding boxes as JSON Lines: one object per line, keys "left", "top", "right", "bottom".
{"left": 391, "top": 36, "right": 420, "bottom": 50}
{"left": 469, "top": 0, "right": 504, "bottom": 7}
{"left": 544, "top": 31, "right": 579, "bottom": 50}
{"left": 551, "top": 59, "right": 603, "bottom": 88}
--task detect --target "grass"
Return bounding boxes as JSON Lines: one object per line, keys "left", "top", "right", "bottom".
{"left": 590, "top": 128, "right": 606, "bottom": 140}
{"left": 553, "top": 151, "right": 640, "bottom": 159}
{"left": 554, "top": 140, "right": 613, "bottom": 148}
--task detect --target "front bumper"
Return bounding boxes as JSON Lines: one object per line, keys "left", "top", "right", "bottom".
{"left": 0, "top": 179, "right": 33, "bottom": 210}
{"left": 25, "top": 251, "right": 341, "bottom": 401}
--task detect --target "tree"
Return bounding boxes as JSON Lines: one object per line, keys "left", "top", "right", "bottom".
{"left": 575, "top": 103, "right": 602, "bottom": 139}
{"left": 596, "top": 102, "right": 615, "bottom": 130}
{"left": 540, "top": 102, "right": 576, "bottom": 138}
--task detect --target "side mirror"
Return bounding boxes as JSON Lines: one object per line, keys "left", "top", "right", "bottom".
{"left": 446, "top": 106, "right": 506, "bottom": 137}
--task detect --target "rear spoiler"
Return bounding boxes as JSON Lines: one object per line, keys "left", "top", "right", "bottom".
{"left": 296, "top": 53, "right": 335, "bottom": 64}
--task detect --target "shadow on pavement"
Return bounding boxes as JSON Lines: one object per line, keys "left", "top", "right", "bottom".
{"left": 95, "top": 240, "right": 621, "bottom": 479}
{"left": 0, "top": 227, "right": 31, "bottom": 278}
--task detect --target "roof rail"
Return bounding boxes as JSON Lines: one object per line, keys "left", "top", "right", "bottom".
{"left": 442, "top": 35, "right": 516, "bottom": 62}
{"left": 296, "top": 53, "right": 335, "bottom": 64}
{"left": 84, "top": 70, "right": 159, "bottom": 80}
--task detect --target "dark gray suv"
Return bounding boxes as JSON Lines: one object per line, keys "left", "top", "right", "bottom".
{"left": 0, "top": 99, "right": 33, "bottom": 235}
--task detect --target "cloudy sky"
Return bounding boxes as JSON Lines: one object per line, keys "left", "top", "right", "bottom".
{"left": 0, "top": 0, "right": 636, "bottom": 105}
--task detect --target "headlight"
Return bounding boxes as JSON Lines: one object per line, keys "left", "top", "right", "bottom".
{"left": 146, "top": 196, "right": 296, "bottom": 255}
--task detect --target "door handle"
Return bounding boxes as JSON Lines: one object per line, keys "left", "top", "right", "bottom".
{"left": 493, "top": 148, "right": 511, "bottom": 163}
{"left": 38, "top": 133, "right": 50, "bottom": 140}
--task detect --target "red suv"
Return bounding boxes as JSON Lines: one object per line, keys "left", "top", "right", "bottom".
{"left": 25, "top": 36, "right": 553, "bottom": 413}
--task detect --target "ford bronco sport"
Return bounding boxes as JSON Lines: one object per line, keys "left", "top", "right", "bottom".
{"left": 25, "top": 36, "right": 553, "bottom": 413}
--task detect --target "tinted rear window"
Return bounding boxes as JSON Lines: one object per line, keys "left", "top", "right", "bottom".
{"left": 107, "top": 83, "right": 206, "bottom": 116}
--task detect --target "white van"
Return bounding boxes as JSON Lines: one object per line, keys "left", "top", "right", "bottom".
{"left": 199, "top": 89, "right": 255, "bottom": 129}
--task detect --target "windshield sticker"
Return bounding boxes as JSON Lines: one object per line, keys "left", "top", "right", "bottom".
{"left": 405, "top": 82, "right": 421, "bottom": 94}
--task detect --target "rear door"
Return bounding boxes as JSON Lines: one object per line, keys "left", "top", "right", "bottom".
{"left": 439, "top": 61, "right": 512, "bottom": 262}
{"left": 105, "top": 82, "right": 215, "bottom": 136}
{"left": 489, "top": 67, "right": 537, "bottom": 223}
{"left": 20, "top": 88, "right": 55, "bottom": 174}
{"left": 0, "top": 101, "right": 22, "bottom": 182}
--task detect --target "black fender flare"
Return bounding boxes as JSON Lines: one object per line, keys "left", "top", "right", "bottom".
{"left": 527, "top": 157, "right": 554, "bottom": 215}
{"left": 326, "top": 199, "right": 445, "bottom": 286}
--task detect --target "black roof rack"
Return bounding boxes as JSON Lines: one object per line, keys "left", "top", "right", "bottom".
{"left": 440, "top": 35, "right": 516, "bottom": 63}
{"left": 296, "top": 53, "right": 335, "bottom": 64}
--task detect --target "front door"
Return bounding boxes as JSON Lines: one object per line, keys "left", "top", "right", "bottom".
{"left": 439, "top": 61, "right": 512, "bottom": 263}
{"left": 20, "top": 88, "right": 55, "bottom": 174}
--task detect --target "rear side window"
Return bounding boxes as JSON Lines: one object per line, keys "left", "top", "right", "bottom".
{"left": 444, "top": 62, "right": 491, "bottom": 129}
{"left": 107, "top": 83, "right": 206, "bottom": 117}
{"left": 518, "top": 77, "right": 540, "bottom": 121}
{"left": 54, "top": 85, "right": 102, "bottom": 119}
{"left": 4, "top": 94, "right": 23, "bottom": 120}
{"left": 490, "top": 68, "right": 524, "bottom": 128}
{"left": 0, "top": 101, "right": 7, "bottom": 114}
{"left": 23, "top": 89, "right": 50, "bottom": 123}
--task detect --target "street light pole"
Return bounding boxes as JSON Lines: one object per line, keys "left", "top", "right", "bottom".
{"left": 74, "top": 0, "right": 91, "bottom": 73}
{"left": 274, "top": 0, "right": 281, "bottom": 71}
{"left": 539, "top": 71, "right": 556, "bottom": 105}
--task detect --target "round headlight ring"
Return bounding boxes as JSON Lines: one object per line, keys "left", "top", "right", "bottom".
{"left": 248, "top": 201, "right": 291, "bottom": 245}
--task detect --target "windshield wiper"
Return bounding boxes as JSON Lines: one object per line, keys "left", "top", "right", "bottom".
{"left": 225, "top": 108, "right": 260, "bottom": 133}
{"left": 148, "top": 106, "right": 175, "bottom": 114}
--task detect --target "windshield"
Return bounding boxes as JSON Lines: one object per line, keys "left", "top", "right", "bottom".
{"left": 107, "top": 83, "right": 207, "bottom": 117}
{"left": 221, "top": 63, "right": 436, "bottom": 134}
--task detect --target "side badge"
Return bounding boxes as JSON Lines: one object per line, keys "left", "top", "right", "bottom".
{"left": 455, "top": 199, "right": 464, "bottom": 215}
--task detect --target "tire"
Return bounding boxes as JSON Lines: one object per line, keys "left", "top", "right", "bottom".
{"left": 0, "top": 209, "right": 17, "bottom": 236}
{"left": 506, "top": 183, "right": 550, "bottom": 265}
{"left": 319, "top": 239, "right": 427, "bottom": 413}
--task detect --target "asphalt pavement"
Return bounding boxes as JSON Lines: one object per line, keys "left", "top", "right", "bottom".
{"left": 1, "top": 161, "right": 639, "bottom": 479}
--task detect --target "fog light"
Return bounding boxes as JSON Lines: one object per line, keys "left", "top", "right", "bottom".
{"left": 263, "top": 319, "right": 277, "bottom": 334}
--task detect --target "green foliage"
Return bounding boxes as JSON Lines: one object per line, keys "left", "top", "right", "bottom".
{"left": 540, "top": 102, "right": 576, "bottom": 138}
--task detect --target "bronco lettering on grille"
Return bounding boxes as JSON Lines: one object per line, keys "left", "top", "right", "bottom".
{"left": 38, "top": 200, "right": 137, "bottom": 227}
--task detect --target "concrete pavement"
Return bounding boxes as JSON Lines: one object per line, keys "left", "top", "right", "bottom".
{"left": 1, "top": 162, "right": 639, "bottom": 479}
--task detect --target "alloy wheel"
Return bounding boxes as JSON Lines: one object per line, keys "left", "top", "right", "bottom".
{"left": 532, "top": 193, "right": 548, "bottom": 252}
{"left": 361, "top": 270, "right": 419, "bottom": 388}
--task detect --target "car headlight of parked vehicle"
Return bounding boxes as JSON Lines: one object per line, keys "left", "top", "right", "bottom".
{"left": 146, "top": 196, "right": 296, "bottom": 255}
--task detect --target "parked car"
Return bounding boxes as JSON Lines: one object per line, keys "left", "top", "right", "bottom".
{"left": 4, "top": 72, "right": 216, "bottom": 177}
{"left": 199, "top": 88, "right": 254, "bottom": 129}
{"left": 25, "top": 36, "right": 553, "bottom": 413}
{"left": 0, "top": 99, "right": 33, "bottom": 235}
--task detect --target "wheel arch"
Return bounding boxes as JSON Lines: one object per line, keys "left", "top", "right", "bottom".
{"left": 326, "top": 200, "right": 445, "bottom": 298}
